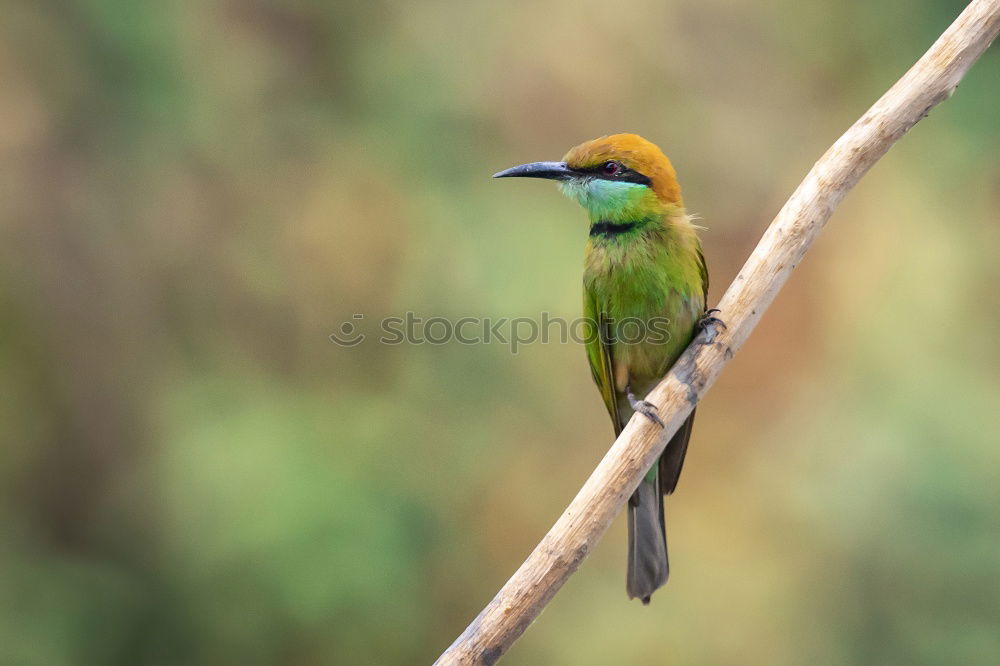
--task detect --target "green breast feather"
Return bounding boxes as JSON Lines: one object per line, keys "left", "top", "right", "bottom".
{"left": 583, "top": 222, "right": 707, "bottom": 430}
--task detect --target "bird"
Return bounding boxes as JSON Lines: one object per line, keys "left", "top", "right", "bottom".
{"left": 494, "top": 134, "right": 711, "bottom": 603}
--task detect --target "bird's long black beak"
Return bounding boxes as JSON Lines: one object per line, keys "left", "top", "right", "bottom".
{"left": 492, "top": 161, "right": 575, "bottom": 181}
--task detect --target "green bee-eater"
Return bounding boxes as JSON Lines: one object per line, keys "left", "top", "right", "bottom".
{"left": 494, "top": 134, "right": 709, "bottom": 603}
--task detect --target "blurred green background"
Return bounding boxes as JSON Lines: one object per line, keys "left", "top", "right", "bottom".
{"left": 2, "top": 1, "right": 998, "bottom": 664}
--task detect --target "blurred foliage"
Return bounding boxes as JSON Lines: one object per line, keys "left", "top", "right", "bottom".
{"left": 1, "top": 0, "right": 998, "bottom": 664}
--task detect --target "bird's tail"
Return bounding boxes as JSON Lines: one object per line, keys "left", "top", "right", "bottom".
{"left": 626, "top": 469, "right": 668, "bottom": 604}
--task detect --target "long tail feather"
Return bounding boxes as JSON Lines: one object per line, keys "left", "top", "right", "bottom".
{"left": 626, "top": 473, "right": 668, "bottom": 603}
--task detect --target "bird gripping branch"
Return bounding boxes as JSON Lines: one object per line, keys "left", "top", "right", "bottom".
{"left": 495, "top": 134, "right": 710, "bottom": 603}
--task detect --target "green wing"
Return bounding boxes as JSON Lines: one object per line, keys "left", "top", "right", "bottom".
{"left": 696, "top": 246, "right": 709, "bottom": 306}
{"left": 584, "top": 286, "right": 622, "bottom": 435}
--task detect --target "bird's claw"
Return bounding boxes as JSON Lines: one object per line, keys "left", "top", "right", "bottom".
{"left": 627, "top": 393, "right": 665, "bottom": 428}
{"left": 697, "top": 308, "right": 727, "bottom": 345}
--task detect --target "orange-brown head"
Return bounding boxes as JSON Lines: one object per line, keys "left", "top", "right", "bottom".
{"left": 493, "top": 134, "right": 682, "bottom": 223}
{"left": 562, "top": 134, "right": 682, "bottom": 205}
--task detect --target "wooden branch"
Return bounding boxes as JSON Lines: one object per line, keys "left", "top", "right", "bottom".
{"left": 436, "top": 2, "right": 1000, "bottom": 663}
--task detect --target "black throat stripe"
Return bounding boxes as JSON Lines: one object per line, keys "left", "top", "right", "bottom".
{"left": 590, "top": 220, "right": 640, "bottom": 238}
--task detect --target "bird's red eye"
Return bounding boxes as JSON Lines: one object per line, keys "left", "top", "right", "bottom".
{"left": 602, "top": 161, "right": 622, "bottom": 176}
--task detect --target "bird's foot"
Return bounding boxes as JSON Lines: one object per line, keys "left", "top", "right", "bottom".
{"left": 627, "top": 390, "right": 664, "bottom": 428}
{"left": 696, "top": 308, "right": 727, "bottom": 345}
